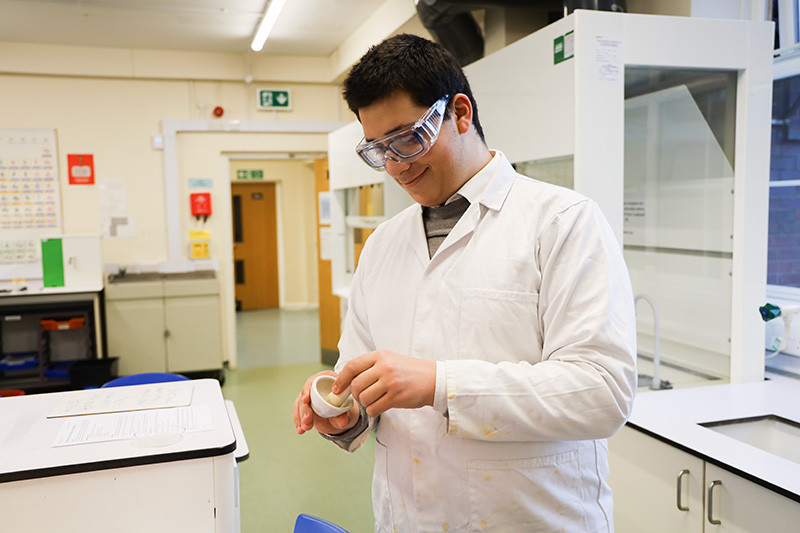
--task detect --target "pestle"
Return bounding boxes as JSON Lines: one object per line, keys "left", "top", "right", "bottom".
{"left": 325, "top": 386, "right": 351, "bottom": 407}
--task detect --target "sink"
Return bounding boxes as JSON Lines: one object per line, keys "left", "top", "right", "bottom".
{"left": 107, "top": 271, "right": 216, "bottom": 283}
{"left": 700, "top": 415, "right": 800, "bottom": 465}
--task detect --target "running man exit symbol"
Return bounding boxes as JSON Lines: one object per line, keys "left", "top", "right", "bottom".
{"left": 257, "top": 89, "right": 292, "bottom": 110}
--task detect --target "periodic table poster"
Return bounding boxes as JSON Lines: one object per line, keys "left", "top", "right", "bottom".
{"left": 0, "top": 128, "right": 63, "bottom": 281}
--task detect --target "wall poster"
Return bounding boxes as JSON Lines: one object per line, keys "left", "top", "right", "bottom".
{"left": 0, "top": 128, "right": 63, "bottom": 281}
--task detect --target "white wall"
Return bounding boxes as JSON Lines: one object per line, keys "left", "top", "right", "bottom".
{"left": 0, "top": 0, "right": 765, "bottom": 369}
{"left": 0, "top": 63, "right": 341, "bottom": 370}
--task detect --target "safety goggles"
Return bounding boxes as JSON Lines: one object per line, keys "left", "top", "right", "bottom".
{"left": 356, "top": 95, "right": 450, "bottom": 170}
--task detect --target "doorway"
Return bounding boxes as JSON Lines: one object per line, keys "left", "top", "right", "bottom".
{"left": 231, "top": 182, "right": 279, "bottom": 310}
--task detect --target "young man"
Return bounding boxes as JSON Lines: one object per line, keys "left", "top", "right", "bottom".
{"left": 293, "top": 34, "right": 637, "bottom": 531}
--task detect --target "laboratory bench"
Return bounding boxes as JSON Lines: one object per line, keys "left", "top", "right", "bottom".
{"left": 608, "top": 379, "right": 800, "bottom": 532}
{"left": 0, "top": 378, "right": 247, "bottom": 532}
{"left": 0, "top": 287, "right": 110, "bottom": 393}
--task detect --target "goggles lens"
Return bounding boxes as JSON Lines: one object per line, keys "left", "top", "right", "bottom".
{"left": 356, "top": 95, "right": 450, "bottom": 170}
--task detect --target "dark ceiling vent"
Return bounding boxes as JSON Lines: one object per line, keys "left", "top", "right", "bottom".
{"left": 416, "top": 0, "right": 626, "bottom": 66}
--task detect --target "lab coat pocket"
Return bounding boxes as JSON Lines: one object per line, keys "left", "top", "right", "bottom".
{"left": 458, "top": 288, "right": 540, "bottom": 362}
{"left": 465, "top": 450, "right": 585, "bottom": 532}
{"left": 372, "top": 438, "right": 395, "bottom": 529}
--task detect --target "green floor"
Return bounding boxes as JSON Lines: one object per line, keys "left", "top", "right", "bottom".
{"left": 222, "top": 310, "right": 375, "bottom": 532}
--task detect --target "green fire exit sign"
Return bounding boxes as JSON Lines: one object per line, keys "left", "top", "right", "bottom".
{"left": 236, "top": 169, "right": 264, "bottom": 180}
{"left": 257, "top": 88, "right": 292, "bottom": 110}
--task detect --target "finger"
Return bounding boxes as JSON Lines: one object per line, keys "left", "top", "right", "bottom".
{"left": 294, "top": 400, "right": 307, "bottom": 434}
{"left": 292, "top": 394, "right": 302, "bottom": 426}
{"left": 359, "top": 389, "right": 391, "bottom": 418}
{"left": 349, "top": 364, "right": 382, "bottom": 404}
{"left": 300, "top": 402, "right": 316, "bottom": 432}
{"left": 294, "top": 377, "right": 317, "bottom": 433}
{"left": 363, "top": 392, "right": 391, "bottom": 418}
{"left": 354, "top": 377, "right": 382, "bottom": 407}
{"left": 334, "top": 353, "right": 377, "bottom": 394}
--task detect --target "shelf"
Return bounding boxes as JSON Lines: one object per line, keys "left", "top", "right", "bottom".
{"left": 345, "top": 215, "right": 385, "bottom": 229}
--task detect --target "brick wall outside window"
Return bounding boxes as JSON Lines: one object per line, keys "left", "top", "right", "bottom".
{"left": 768, "top": 76, "right": 800, "bottom": 288}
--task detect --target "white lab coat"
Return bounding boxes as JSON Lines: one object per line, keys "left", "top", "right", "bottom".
{"left": 336, "top": 151, "right": 637, "bottom": 532}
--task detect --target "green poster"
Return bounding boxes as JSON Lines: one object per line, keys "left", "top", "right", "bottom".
{"left": 41, "top": 238, "right": 65, "bottom": 287}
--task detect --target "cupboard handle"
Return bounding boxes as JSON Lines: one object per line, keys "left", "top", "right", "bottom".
{"left": 707, "top": 480, "right": 722, "bottom": 525}
{"left": 676, "top": 469, "right": 690, "bottom": 511}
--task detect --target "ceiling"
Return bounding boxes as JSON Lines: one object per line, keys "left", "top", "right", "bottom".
{"left": 0, "top": 0, "right": 385, "bottom": 56}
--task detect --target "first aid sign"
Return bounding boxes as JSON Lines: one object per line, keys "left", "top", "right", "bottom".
{"left": 67, "top": 154, "right": 94, "bottom": 185}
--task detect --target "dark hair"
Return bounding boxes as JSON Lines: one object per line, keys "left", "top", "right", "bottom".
{"left": 342, "top": 33, "right": 485, "bottom": 142}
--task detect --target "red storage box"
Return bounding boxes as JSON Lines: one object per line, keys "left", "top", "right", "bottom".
{"left": 40, "top": 317, "right": 85, "bottom": 331}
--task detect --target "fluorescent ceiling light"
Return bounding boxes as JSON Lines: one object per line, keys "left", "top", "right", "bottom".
{"left": 251, "top": 0, "right": 288, "bottom": 52}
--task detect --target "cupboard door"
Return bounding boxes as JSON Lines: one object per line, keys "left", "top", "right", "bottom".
{"left": 608, "top": 426, "right": 704, "bottom": 532}
{"left": 105, "top": 298, "right": 167, "bottom": 375}
{"left": 164, "top": 295, "right": 222, "bottom": 372}
{"left": 704, "top": 463, "right": 800, "bottom": 532}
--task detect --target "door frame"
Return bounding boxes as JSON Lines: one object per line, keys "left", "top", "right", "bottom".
{"left": 221, "top": 151, "right": 326, "bottom": 369}
{"left": 162, "top": 119, "right": 344, "bottom": 370}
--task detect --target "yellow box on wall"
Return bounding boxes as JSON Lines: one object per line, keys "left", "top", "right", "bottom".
{"left": 191, "top": 240, "right": 209, "bottom": 259}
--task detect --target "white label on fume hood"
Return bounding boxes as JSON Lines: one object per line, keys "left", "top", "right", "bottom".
{"left": 596, "top": 37, "right": 622, "bottom": 82}
{"left": 564, "top": 32, "right": 574, "bottom": 61}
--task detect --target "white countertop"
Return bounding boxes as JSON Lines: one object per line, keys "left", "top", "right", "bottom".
{"left": 628, "top": 379, "right": 800, "bottom": 500}
{"left": 0, "top": 379, "right": 236, "bottom": 482}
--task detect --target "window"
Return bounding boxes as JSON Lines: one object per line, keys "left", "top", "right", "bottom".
{"left": 769, "top": 73, "right": 800, "bottom": 290}
{"left": 766, "top": 36, "right": 800, "bottom": 373}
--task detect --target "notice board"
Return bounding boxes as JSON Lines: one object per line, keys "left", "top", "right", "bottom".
{"left": 0, "top": 128, "right": 63, "bottom": 281}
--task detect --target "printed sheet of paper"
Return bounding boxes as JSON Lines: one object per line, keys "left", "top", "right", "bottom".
{"left": 47, "top": 382, "right": 194, "bottom": 418}
{"left": 51, "top": 405, "right": 213, "bottom": 447}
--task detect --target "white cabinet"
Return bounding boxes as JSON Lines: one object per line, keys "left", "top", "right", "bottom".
{"left": 608, "top": 425, "right": 704, "bottom": 532}
{"left": 704, "top": 463, "right": 800, "bottom": 532}
{"left": 327, "top": 121, "right": 414, "bottom": 299}
{"left": 609, "top": 425, "right": 800, "bottom": 532}
{"left": 105, "top": 274, "right": 222, "bottom": 377}
{"left": 0, "top": 380, "right": 242, "bottom": 532}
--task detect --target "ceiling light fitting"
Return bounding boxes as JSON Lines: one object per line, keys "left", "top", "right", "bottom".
{"left": 251, "top": 0, "right": 288, "bottom": 52}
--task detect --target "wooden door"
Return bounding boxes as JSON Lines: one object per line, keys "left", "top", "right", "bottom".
{"left": 231, "top": 182, "right": 279, "bottom": 310}
{"left": 314, "top": 158, "right": 340, "bottom": 364}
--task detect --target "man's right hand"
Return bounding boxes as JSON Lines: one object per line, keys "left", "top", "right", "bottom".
{"left": 293, "top": 370, "right": 360, "bottom": 435}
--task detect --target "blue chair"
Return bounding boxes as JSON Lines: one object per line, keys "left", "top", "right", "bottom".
{"left": 294, "top": 513, "right": 349, "bottom": 533}
{"left": 101, "top": 372, "right": 189, "bottom": 388}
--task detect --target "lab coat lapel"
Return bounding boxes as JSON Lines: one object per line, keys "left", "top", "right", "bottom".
{"left": 431, "top": 201, "right": 480, "bottom": 260}
{"left": 403, "top": 204, "right": 430, "bottom": 267}
{"left": 430, "top": 156, "right": 516, "bottom": 260}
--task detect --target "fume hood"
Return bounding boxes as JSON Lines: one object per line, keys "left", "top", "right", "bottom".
{"left": 464, "top": 11, "right": 773, "bottom": 384}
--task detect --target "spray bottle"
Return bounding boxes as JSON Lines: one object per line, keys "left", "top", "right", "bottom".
{"left": 759, "top": 303, "right": 800, "bottom": 358}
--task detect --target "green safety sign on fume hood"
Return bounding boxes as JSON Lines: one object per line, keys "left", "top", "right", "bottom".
{"left": 554, "top": 31, "right": 574, "bottom": 64}
{"left": 257, "top": 89, "right": 292, "bottom": 110}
